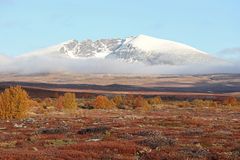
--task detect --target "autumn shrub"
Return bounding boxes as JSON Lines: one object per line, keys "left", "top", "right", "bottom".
{"left": 208, "top": 100, "right": 218, "bottom": 107}
{"left": 148, "top": 96, "right": 162, "bottom": 105}
{"left": 192, "top": 99, "right": 218, "bottom": 108}
{"left": 192, "top": 99, "right": 205, "bottom": 107}
{"left": 62, "top": 93, "right": 77, "bottom": 111}
{"left": 223, "top": 96, "right": 238, "bottom": 106}
{"left": 134, "top": 96, "right": 151, "bottom": 111}
{"left": 29, "top": 99, "right": 41, "bottom": 109}
{"left": 55, "top": 95, "right": 64, "bottom": 111}
{"left": 112, "top": 95, "right": 123, "bottom": 108}
{"left": 0, "top": 86, "right": 31, "bottom": 119}
{"left": 123, "top": 94, "right": 135, "bottom": 109}
{"left": 91, "top": 96, "right": 116, "bottom": 109}
{"left": 41, "top": 98, "right": 54, "bottom": 109}
{"left": 177, "top": 101, "right": 191, "bottom": 108}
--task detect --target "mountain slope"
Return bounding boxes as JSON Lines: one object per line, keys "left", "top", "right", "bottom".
{"left": 107, "top": 35, "right": 223, "bottom": 65}
{"left": 19, "top": 35, "right": 225, "bottom": 65}
{"left": 19, "top": 39, "right": 123, "bottom": 59}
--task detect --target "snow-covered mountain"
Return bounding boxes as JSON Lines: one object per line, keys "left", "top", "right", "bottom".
{"left": 19, "top": 35, "right": 225, "bottom": 65}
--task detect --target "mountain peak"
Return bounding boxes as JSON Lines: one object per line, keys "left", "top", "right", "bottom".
{"left": 130, "top": 34, "right": 169, "bottom": 52}
{"left": 135, "top": 34, "right": 153, "bottom": 39}
{"left": 135, "top": 34, "right": 156, "bottom": 39}
{"left": 61, "top": 39, "right": 78, "bottom": 45}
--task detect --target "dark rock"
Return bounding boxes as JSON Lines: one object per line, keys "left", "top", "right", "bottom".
{"left": 77, "top": 126, "right": 110, "bottom": 135}
{"left": 37, "top": 127, "right": 68, "bottom": 134}
{"left": 138, "top": 136, "right": 175, "bottom": 149}
{"left": 181, "top": 148, "right": 210, "bottom": 158}
{"left": 133, "top": 130, "right": 161, "bottom": 137}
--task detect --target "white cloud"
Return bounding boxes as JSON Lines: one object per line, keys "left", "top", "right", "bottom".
{"left": 0, "top": 56, "right": 239, "bottom": 75}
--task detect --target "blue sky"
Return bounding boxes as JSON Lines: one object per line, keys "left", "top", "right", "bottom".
{"left": 0, "top": 0, "right": 239, "bottom": 56}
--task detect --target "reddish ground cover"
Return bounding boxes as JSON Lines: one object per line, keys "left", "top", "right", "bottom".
{"left": 0, "top": 105, "right": 239, "bottom": 160}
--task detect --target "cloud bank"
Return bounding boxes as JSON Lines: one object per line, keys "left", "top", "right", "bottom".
{"left": 0, "top": 55, "right": 239, "bottom": 75}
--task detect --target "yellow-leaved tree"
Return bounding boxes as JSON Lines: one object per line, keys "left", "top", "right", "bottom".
{"left": 62, "top": 93, "right": 77, "bottom": 111}
{"left": 134, "top": 96, "right": 151, "bottom": 111}
{"left": 92, "top": 95, "right": 116, "bottom": 109}
{"left": 0, "top": 86, "right": 31, "bottom": 119}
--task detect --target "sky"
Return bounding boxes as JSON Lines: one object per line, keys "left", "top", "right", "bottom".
{"left": 0, "top": 0, "right": 239, "bottom": 56}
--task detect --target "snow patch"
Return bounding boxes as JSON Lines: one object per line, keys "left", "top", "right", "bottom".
{"left": 129, "top": 34, "right": 208, "bottom": 55}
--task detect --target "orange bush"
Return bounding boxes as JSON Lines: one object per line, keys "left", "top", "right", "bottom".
{"left": 192, "top": 99, "right": 205, "bottom": 107}
{"left": 192, "top": 99, "right": 218, "bottom": 108}
{"left": 123, "top": 94, "right": 135, "bottom": 108}
{"left": 177, "top": 101, "right": 191, "bottom": 108}
{"left": 55, "top": 95, "right": 64, "bottom": 111}
{"left": 54, "top": 93, "right": 77, "bottom": 111}
{"left": 112, "top": 95, "right": 123, "bottom": 108}
{"left": 92, "top": 96, "right": 116, "bottom": 109}
{"left": 134, "top": 96, "right": 151, "bottom": 111}
{"left": 42, "top": 98, "right": 54, "bottom": 109}
{"left": 148, "top": 96, "right": 162, "bottom": 105}
{"left": 223, "top": 96, "right": 238, "bottom": 106}
{"left": 208, "top": 100, "right": 218, "bottom": 107}
{"left": 0, "top": 86, "right": 31, "bottom": 119}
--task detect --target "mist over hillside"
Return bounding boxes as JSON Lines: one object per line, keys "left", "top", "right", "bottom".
{"left": 0, "top": 55, "right": 239, "bottom": 75}
{"left": 0, "top": 35, "right": 239, "bottom": 75}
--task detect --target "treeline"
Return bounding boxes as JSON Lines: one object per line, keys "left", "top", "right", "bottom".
{"left": 0, "top": 86, "right": 239, "bottom": 120}
{"left": 42, "top": 94, "right": 162, "bottom": 111}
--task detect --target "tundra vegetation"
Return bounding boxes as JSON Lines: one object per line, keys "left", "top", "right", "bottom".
{"left": 0, "top": 86, "right": 239, "bottom": 119}
{"left": 0, "top": 86, "right": 239, "bottom": 159}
